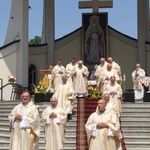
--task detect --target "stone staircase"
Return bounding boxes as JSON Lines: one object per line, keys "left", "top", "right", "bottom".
{"left": 121, "top": 102, "right": 150, "bottom": 150}
{"left": 0, "top": 100, "right": 77, "bottom": 150}
{"left": 1, "top": 100, "right": 150, "bottom": 150}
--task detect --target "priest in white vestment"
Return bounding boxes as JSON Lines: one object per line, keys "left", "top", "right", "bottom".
{"left": 52, "top": 59, "right": 66, "bottom": 91}
{"left": 103, "top": 76, "right": 123, "bottom": 117}
{"left": 101, "top": 63, "right": 119, "bottom": 90}
{"left": 85, "top": 99, "right": 120, "bottom": 150}
{"left": 132, "top": 63, "right": 145, "bottom": 99}
{"left": 107, "top": 57, "right": 122, "bottom": 84}
{"left": 42, "top": 97, "right": 67, "bottom": 150}
{"left": 104, "top": 93, "right": 123, "bottom": 150}
{"left": 94, "top": 58, "right": 108, "bottom": 91}
{"left": 72, "top": 60, "right": 89, "bottom": 97}
{"left": 65, "top": 58, "right": 77, "bottom": 85}
{"left": 104, "top": 93, "right": 118, "bottom": 115}
{"left": 8, "top": 91, "right": 40, "bottom": 150}
{"left": 52, "top": 74, "right": 76, "bottom": 116}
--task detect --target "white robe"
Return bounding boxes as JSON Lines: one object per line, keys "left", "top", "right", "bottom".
{"left": 85, "top": 109, "right": 120, "bottom": 150}
{"left": 132, "top": 68, "right": 145, "bottom": 99}
{"left": 103, "top": 82, "right": 123, "bottom": 117}
{"left": 42, "top": 106, "right": 67, "bottom": 150}
{"left": 111, "top": 61, "right": 122, "bottom": 84}
{"left": 94, "top": 62, "right": 108, "bottom": 89}
{"left": 65, "top": 63, "right": 77, "bottom": 85}
{"left": 52, "top": 65, "right": 65, "bottom": 91}
{"left": 52, "top": 82, "right": 76, "bottom": 114}
{"left": 9, "top": 102, "right": 40, "bottom": 150}
{"left": 72, "top": 65, "right": 89, "bottom": 97}
{"left": 101, "top": 69, "right": 119, "bottom": 90}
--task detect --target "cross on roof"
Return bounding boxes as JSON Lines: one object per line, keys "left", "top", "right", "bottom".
{"left": 79, "top": 0, "right": 113, "bottom": 13}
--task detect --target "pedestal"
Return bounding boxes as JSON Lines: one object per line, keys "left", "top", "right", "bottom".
{"left": 46, "top": 93, "right": 53, "bottom": 102}
{"left": 123, "top": 91, "right": 134, "bottom": 102}
{"left": 34, "top": 93, "right": 45, "bottom": 103}
{"left": 143, "top": 92, "right": 150, "bottom": 102}
{"left": 34, "top": 93, "right": 53, "bottom": 103}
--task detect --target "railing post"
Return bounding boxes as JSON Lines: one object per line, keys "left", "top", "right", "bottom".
{"left": 0, "top": 78, "right": 3, "bottom": 100}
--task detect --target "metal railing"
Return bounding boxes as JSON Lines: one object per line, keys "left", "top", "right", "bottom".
{"left": 0, "top": 80, "right": 24, "bottom": 101}
{"left": 0, "top": 78, "right": 3, "bottom": 100}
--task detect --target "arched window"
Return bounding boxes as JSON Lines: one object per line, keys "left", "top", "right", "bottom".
{"left": 28, "top": 64, "right": 36, "bottom": 90}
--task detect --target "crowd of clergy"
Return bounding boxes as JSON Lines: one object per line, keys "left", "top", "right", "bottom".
{"left": 8, "top": 57, "right": 150, "bottom": 150}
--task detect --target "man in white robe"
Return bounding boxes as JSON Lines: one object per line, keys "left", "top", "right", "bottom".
{"left": 103, "top": 93, "right": 123, "bottom": 150}
{"left": 8, "top": 91, "right": 40, "bottom": 150}
{"left": 101, "top": 63, "right": 119, "bottom": 90}
{"left": 65, "top": 58, "right": 77, "bottom": 85}
{"left": 52, "top": 59, "right": 65, "bottom": 91}
{"left": 94, "top": 58, "right": 108, "bottom": 91}
{"left": 103, "top": 76, "right": 123, "bottom": 117}
{"left": 42, "top": 97, "right": 67, "bottom": 150}
{"left": 85, "top": 99, "right": 120, "bottom": 150}
{"left": 52, "top": 75, "right": 76, "bottom": 118}
{"left": 132, "top": 63, "right": 145, "bottom": 99}
{"left": 107, "top": 57, "right": 122, "bottom": 84}
{"left": 72, "top": 60, "right": 89, "bottom": 97}
{"left": 104, "top": 93, "right": 118, "bottom": 115}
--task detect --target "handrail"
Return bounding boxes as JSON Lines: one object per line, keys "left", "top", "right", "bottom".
{"left": 0, "top": 82, "right": 24, "bottom": 101}
{"left": 0, "top": 78, "right": 3, "bottom": 100}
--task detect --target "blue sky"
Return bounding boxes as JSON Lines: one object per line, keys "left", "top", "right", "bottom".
{"left": 0, "top": 0, "right": 137, "bottom": 47}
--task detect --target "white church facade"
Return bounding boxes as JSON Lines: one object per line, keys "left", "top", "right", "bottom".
{"left": 0, "top": 0, "right": 150, "bottom": 91}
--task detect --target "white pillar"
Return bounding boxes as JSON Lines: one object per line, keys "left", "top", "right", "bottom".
{"left": 5, "top": 0, "right": 29, "bottom": 87}
{"left": 41, "top": 0, "right": 55, "bottom": 65}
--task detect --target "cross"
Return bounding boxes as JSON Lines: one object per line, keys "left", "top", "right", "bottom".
{"left": 79, "top": 0, "right": 113, "bottom": 13}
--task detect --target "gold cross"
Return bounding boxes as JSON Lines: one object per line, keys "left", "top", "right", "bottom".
{"left": 79, "top": 0, "right": 113, "bottom": 13}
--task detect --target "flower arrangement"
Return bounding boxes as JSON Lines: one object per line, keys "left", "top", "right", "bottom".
{"left": 32, "top": 80, "right": 50, "bottom": 94}
{"left": 86, "top": 83, "right": 102, "bottom": 99}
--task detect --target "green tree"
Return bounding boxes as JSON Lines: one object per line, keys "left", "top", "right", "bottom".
{"left": 29, "top": 36, "right": 41, "bottom": 45}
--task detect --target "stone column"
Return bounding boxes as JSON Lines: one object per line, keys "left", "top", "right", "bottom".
{"left": 4, "top": 0, "right": 29, "bottom": 87}
{"left": 41, "top": 0, "right": 55, "bottom": 65}
{"left": 137, "top": 0, "right": 146, "bottom": 69}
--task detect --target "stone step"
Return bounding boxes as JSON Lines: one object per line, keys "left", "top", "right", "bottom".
{"left": 122, "top": 103, "right": 150, "bottom": 109}
{"left": 128, "top": 147, "right": 149, "bottom": 150}
{"left": 0, "top": 100, "right": 78, "bottom": 149}
{"left": 0, "top": 132, "right": 76, "bottom": 140}
{"left": 121, "top": 114, "right": 150, "bottom": 118}
{"left": 121, "top": 121, "right": 150, "bottom": 125}
{"left": 125, "top": 142, "right": 150, "bottom": 148}
{"left": 0, "top": 147, "right": 76, "bottom": 150}
{"left": 122, "top": 124, "right": 150, "bottom": 130}
{"left": 122, "top": 112, "right": 150, "bottom": 115}
{"left": 0, "top": 100, "right": 21, "bottom": 103}
{"left": 121, "top": 109, "right": 150, "bottom": 112}
{"left": 123, "top": 130, "right": 150, "bottom": 136}
{"left": 122, "top": 102, "right": 150, "bottom": 107}
{"left": 121, "top": 118, "right": 150, "bottom": 121}
{"left": 124, "top": 136, "right": 150, "bottom": 142}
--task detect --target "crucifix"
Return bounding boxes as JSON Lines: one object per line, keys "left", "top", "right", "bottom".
{"left": 79, "top": 0, "right": 113, "bottom": 12}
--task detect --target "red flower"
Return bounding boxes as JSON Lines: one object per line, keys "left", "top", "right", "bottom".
{"left": 8, "top": 77, "right": 15, "bottom": 82}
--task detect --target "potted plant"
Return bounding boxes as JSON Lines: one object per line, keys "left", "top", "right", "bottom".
{"left": 32, "top": 80, "right": 53, "bottom": 103}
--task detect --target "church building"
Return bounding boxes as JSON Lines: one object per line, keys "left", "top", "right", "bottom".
{"left": 0, "top": 0, "right": 150, "bottom": 92}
